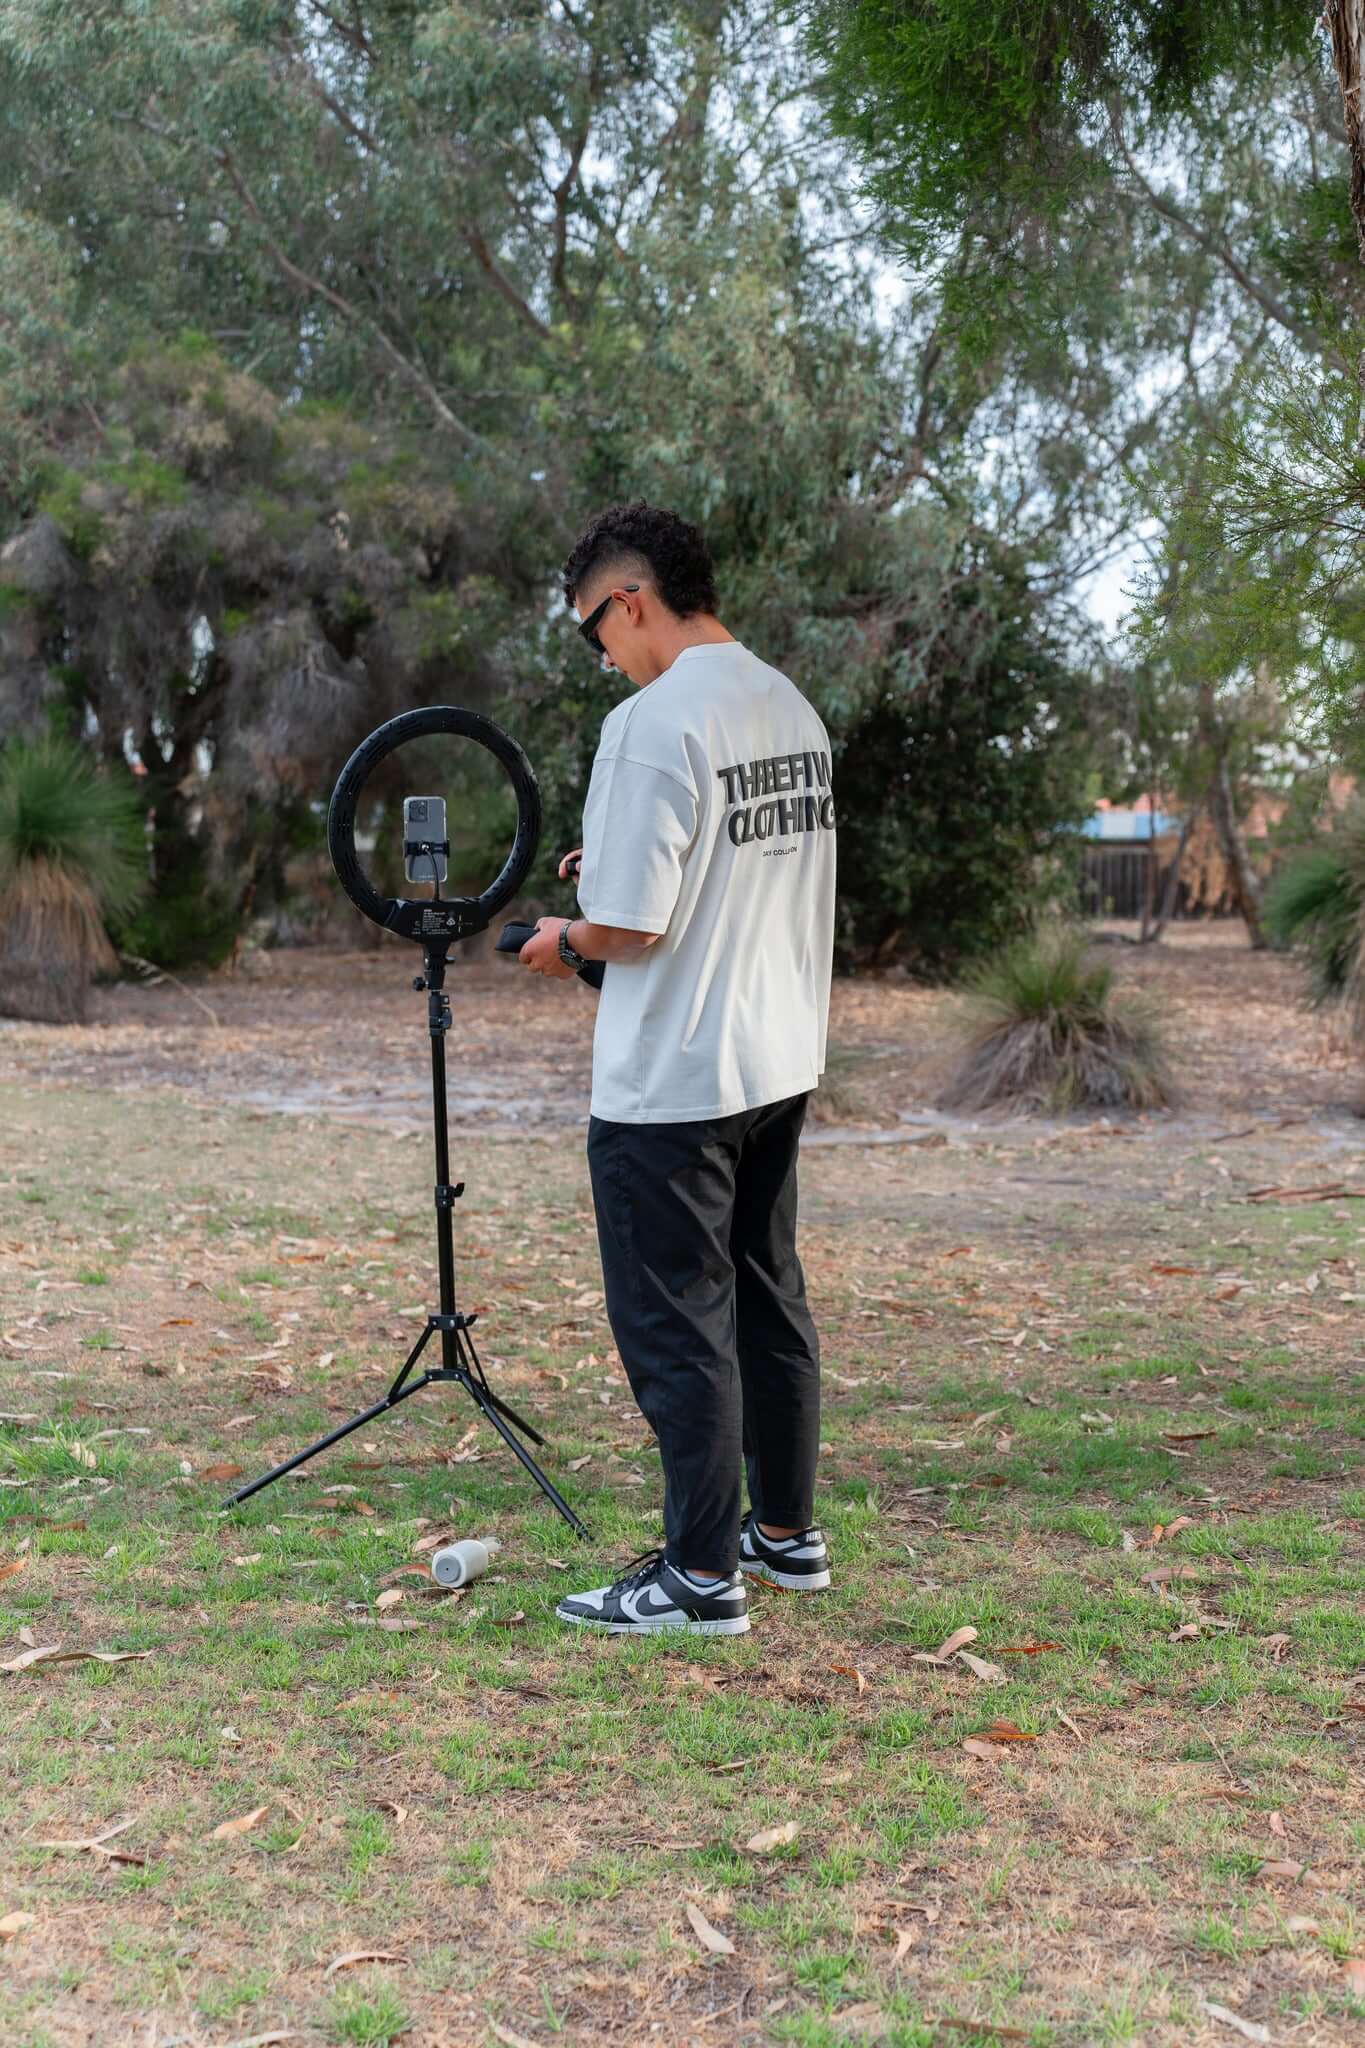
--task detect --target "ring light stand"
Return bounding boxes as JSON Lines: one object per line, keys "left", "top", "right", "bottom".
{"left": 223, "top": 707, "right": 590, "bottom": 1540}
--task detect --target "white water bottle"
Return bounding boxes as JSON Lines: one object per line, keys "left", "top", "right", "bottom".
{"left": 430, "top": 1535, "right": 500, "bottom": 1588}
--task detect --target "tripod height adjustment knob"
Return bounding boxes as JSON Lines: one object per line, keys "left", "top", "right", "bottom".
{"left": 412, "top": 975, "right": 426, "bottom": 991}
{"left": 434, "top": 1182, "right": 465, "bottom": 1209}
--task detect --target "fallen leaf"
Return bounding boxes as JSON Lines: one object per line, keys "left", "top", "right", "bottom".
{"left": 199, "top": 1463, "right": 244, "bottom": 1483}
{"left": 492, "top": 1611, "right": 526, "bottom": 1629}
{"left": 1260, "top": 1633, "right": 1292, "bottom": 1662}
{"left": 567, "top": 1454, "right": 593, "bottom": 1471}
{"left": 1200, "top": 2001, "right": 1275, "bottom": 2044}
{"left": 376, "top": 1801, "right": 408, "bottom": 1825}
{"left": 930, "top": 2025, "right": 1030, "bottom": 2044}
{"left": 1151, "top": 1264, "right": 1200, "bottom": 1276}
{"left": 0, "top": 1911, "right": 35, "bottom": 1939}
{"left": 1153, "top": 1516, "right": 1197, "bottom": 1540}
{"left": 997, "top": 1642, "right": 1064, "bottom": 1654}
{"left": 209, "top": 1804, "right": 270, "bottom": 1841}
{"left": 1257, "top": 1859, "right": 1305, "bottom": 1881}
{"left": 1268, "top": 1812, "right": 1287, "bottom": 1839}
{"left": 1168, "top": 1622, "right": 1201, "bottom": 1643}
{"left": 1284, "top": 1915, "right": 1319, "bottom": 1935}
{"left": 37, "top": 1818, "right": 142, "bottom": 1865}
{"left": 1162, "top": 1431, "right": 1216, "bottom": 1444}
{"left": 830, "top": 1665, "right": 867, "bottom": 1692}
{"left": 161, "top": 1317, "right": 195, "bottom": 1326}
{"left": 685, "top": 1901, "right": 735, "bottom": 1956}
{"left": 375, "top": 1589, "right": 403, "bottom": 1611}
{"left": 231, "top": 1554, "right": 263, "bottom": 1568}
{"left": 744, "top": 1820, "right": 799, "bottom": 1854}
{"left": 977, "top": 1718, "right": 1037, "bottom": 1743}
{"left": 891, "top": 1926, "right": 917, "bottom": 1962}
{"left": 2, "top": 1646, "right": 152, "bottom": 1673}
{"left": 962, "top": 1738, "right": 1007, "bottom": 1762}
{"left": 377, "top": 1617, "right": 427, "bottom": 1633}
{"left": 1339, "top": 1958, "right": 1365, "bottom": 1995}
{"left": 0, "top": 1557, "right": 28, "bottom": 1586}
{"left": 912, "top": 1623, "right": 979, "bottom": 1667}
{"left": 324, "top": 1949, "right": 408, "bottom": 1976}
{"left": 957, "top": 1651, "right": 1007, "bottom": 1683}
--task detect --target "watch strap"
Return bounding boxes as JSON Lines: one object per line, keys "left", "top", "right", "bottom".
{"left": 558, "top": 919, "right": 587, "bottom": 971}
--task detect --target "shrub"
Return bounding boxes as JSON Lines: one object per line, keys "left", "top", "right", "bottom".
{"left": 1264, "top": 802, "right": 1365, "bottom": 1039}
{"left": 939, "top": 923, "right": 1175, "bottom": 1114}
{"left": 0, "top": 732, "right": 149, "bottom": 1021}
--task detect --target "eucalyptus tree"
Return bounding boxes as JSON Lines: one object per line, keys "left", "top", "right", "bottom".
{"left": 801, "top": 0, "right": 1365, "bottom": 931}
{"left": 0, "top": 0, "right": 1104, "bottom": 965}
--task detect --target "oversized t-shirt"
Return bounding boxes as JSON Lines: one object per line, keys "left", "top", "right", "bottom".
{"left": 575, "top": 640, "right": 836, "bottom": 1124}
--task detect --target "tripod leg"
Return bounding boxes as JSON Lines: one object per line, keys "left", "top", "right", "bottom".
{"left": 457, "top": 1373, "right": 590, "bottom": 1540}
{"left": 222, "top": 1375, "right": 434, "bottom": 1509}
{"left": 472, "top": 1382, "right": 549, "bottom": 1448}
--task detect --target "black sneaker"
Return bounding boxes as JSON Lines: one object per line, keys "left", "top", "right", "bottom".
{"left": 739, "top": 1514, "right": 831, "bottom": 1591}
{"left": 555, "top": 1550, "right": 750, "bottom": 1636}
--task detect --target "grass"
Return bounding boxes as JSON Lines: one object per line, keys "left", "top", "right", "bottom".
{"left": 0, "top": 1078, "right": 1362, "bottom": 2047}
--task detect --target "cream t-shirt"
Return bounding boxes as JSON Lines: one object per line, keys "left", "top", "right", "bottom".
{"left": 576, "top": 641, "right": 836, "bottom": 1124}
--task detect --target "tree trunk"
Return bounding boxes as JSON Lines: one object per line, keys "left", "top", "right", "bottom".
{"left": 1140, "top": 806, "right": 1197, "bottom": 944}
{"left": 1139, "top": 809, "right": 1158, "bottom": 941}
{"left": 1325, "top": 0, "right": 1365, "bottom": 263}
{"left": 1208, "top": 753, "right": 1266, "bottom": 948}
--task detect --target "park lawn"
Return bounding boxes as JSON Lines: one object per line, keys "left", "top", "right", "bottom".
{"left": 1, "top": 1080, "right": 1363, "bottom": 2048}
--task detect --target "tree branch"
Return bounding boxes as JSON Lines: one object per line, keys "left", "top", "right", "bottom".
{"left": 1106, "top": 99, "right": 1333, "bottom": 360}
{"left": 463, "top": 223, "right": 552, "bottom": 340}
{"left": 213, "top": 147, "right": 496, "bottom": 453}
{"left": 305, "top": 0, "right": 376, "bottom": 64}
{"left": 550, "top": 60, "right": 600, "bottom": 320}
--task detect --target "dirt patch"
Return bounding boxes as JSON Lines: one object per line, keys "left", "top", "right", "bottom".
{"left": 0, "top": 924, "right": 1358, "bottom": 1139}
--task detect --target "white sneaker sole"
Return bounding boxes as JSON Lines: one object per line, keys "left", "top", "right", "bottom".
{"left": 556, "top": 1607, "right": 751, "bottom": 1635}
{"left": 739, "top": 1559, "right": 832, "bottom": 1592}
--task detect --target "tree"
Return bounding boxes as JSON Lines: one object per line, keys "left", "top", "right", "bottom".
{"left": 0, "top": 339, "right": 541, "bottom": 961}
{"left": 0, "top": 1, "right": 1109, "bottom": 969}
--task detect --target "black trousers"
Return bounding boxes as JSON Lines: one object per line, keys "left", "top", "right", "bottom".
{"left": 586, "top": 1091, "right": 821, "bottom": 1573}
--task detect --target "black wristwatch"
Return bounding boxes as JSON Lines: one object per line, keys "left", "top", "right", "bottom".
{"left": 558, "top": 919, "right": 588, "bottom": 972}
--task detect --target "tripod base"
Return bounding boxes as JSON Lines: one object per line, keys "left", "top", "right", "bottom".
{"left": 222, "top": 934, "right": 590, "bottom": 1544}
{"left": 222, "top": 1316, "right": 590, "bottom": 1541}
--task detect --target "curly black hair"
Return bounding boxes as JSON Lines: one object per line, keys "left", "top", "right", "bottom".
{"left": 561, "top": 501, "right": 717, "bottom": 618}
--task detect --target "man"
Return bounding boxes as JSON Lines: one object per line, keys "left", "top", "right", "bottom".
{"left": 518, "top": 502, "right": 836, "bottom": 1635}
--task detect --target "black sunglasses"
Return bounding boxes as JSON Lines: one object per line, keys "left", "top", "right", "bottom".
{"left": 578, "top": 584, "right": 640, "bottom": 656}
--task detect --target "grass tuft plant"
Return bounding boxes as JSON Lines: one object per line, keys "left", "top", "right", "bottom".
{"left": 0, "top": 731, "right": 149, "bottom": 1022}
{"left": 938, "top": 922, "right": 1175, "bottom": 1113}
{"left": 1264, "top": 799, "right": 1365, "bottom": 1040}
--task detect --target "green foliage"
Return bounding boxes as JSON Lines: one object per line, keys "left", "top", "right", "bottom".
{"left": 0, "top": 1, "right": 1110, "bottom": 959}
{"left": 1264, "top": 801, "right": 1365, "bottom": 1036}
{"left": 1143, "top": 340, "right": 1365, "bottom": 752}
{"left": 110, "top": 839, "right": 241, "bottom": 973}
{"left": 828, "top": 559, "right": 1091, "bottom": 973}
{"left": 940, "top": 922, "right": 1175, "bottom": 1111}
{"left": 809, "top": 0, "right": 1320, "bottom": 268}
{"left": 805, "top": 0, "right": 1364, "bottom": 781}
{"left": 0, "top": 731, "right": 150, "bottom": 1016}
{"left": 0, "top": 731, "right": 147, "bottom": 925}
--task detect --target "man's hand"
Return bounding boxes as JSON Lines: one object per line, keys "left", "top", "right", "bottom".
{"left": 519, "top": 917, "right": 576, "bottom": 979}
{"left": 558, "top": 847, "right": 584, "bottom": 881}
